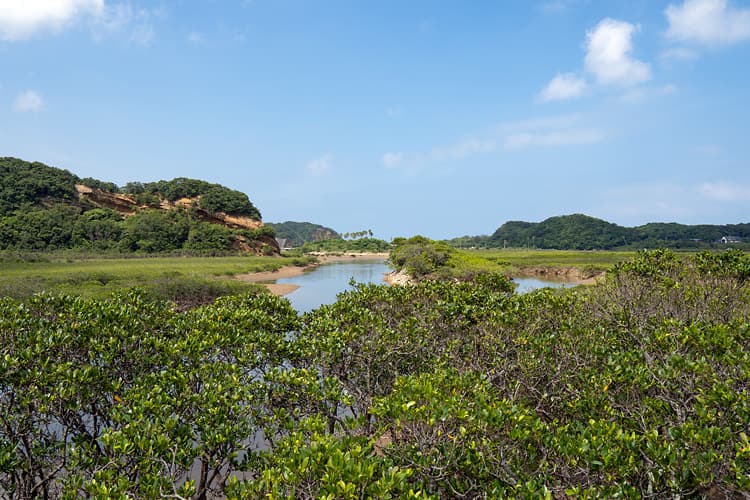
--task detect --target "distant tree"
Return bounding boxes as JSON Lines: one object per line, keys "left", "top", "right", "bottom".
{"left": 121, "top": 182, "right": 145, "bottom": 195}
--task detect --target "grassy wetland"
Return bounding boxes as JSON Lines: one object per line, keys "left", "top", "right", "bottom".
{"left": 0, "top": 252, "right": 315, "bottom": 307}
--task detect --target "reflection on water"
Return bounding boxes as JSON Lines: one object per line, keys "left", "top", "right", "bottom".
{"left": 513, "top": 276, "right": 576, "bottom": 294}
{"left": 276, "top": 260, "right": 390, "bottom": 313}
{"left": 275, "top": 260, "right": 578, "bottom": 313}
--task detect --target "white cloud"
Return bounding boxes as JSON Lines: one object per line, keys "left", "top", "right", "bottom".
{"left": 503, "top": 129, "right": 604, "bottom": 150}
{"left": 306, "top": 154, "right": 333, "bottom": 176}
{"left": 93, "top": 3, "right": 156, "bottom": 46}
{"left": 698, "top": 182, "right": 750, "bottom": 201}
{"left": 129, "top": 21, "right": 152, "bottom": 45}
{"left": 619, "top": 84, "right": 678, "bottom": 103}
{"left": 187, "top": 31, "right": 203, "bottom": 45}
{"left": 597, "top": 183, "right": 696, "bottom": 220}
{"left": 430, "top": 137, "right": 496, "bottom": 161}
{"left": 540, "top": 0, "right": 587, "bottom": 14}
{"left": 383, "top": 114, "right": 606, "bottom": 173}
{"left": 584, "top": 18, "right": 651, "bottom": 86}
{"left": 660, "top": 47, "right": 699, "bottom": 60}
{"left": 694, "top": 144, "right": 724, "bottom": 155}
{"left": 498, "top": 114, "right": 606, "bottom": 150}
{"left": 13, "top": 90, "right": 44, "bottom": 112}
{"left": 597, "top": 181, "right": 750, "bottom": 222}
{"left": 666, "top": 0, "right": 750, "bottom": 45}
{"left": 537, "top": 73, "right": 587, "bottom": 102}
{"left": 0, "top": 0, "right": 103, "bottom": 40}
{"left": 382, "top": 152, "right": 403, "bottom": 168}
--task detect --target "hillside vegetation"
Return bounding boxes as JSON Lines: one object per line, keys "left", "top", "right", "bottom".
{"left": 0, "top": 157, "right": 275, "bottom": 254}
{"left": 2, "top": 249, "right": 749, "bottom": 497}
{"left": 451, "top": 213, "right": 750, "bottom": 250}
{"left": 267, "top": 220, "right": 339, "bottom": 247}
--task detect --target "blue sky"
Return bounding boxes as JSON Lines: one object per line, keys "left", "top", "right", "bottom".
{"left": 1, "top": 0, "right": 749, "bottom": 239}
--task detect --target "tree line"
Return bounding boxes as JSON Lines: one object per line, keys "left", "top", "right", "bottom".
{"left": 450, "top": 213, "right": 750, "bottom": 250}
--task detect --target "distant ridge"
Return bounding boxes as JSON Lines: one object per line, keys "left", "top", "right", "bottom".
{"left": 267, "top": 221, "right": 339, "bottom": 247}
{"left": 450, "top": 214, "right": 750, "bottom": 250}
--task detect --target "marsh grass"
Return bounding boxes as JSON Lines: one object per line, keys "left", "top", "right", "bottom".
{"left": 0, "top": 253, "right": 316, "bottom": 304}
{"left": 450, "top": 249, "right": 638, "bottom": 274}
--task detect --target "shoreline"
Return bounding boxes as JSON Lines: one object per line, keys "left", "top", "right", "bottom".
{"left": 383, "top": 266, "right": 604, "bottom": 287}
{"left": 235, "top": 252, "right": 389, "bottom": 296}
{"left": 514, "top": 266, "right": 605, "bottom": 285}
{"left": 236, "top": 255, "right": 602, "bottom": 296}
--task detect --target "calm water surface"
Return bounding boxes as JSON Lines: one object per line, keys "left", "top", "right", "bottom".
{"left": 276, "top": 260, "right": 576, "bottom": 313}
{"left": 276, "top": 260, "right": 391, "bottom": 313}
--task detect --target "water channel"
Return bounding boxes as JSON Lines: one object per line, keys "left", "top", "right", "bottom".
{"left": 275, "top": 259, "right": 576, "bottom": 313}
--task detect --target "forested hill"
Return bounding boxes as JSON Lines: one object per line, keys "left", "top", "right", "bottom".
{"left": 0, "top": 157, "right": 276, "bottom": 254}
{"left": 267, "top": 221, "right": 339, "bottom": 247}
{"left": 452, "top": 214, "right": 750, "bottom": 250}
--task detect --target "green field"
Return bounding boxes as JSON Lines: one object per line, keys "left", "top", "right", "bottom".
{"left": 0, "top": 253, "right": 315, "bottom": 305}
{"left": 443, "top": 248, "right": 637, "bottom": 278}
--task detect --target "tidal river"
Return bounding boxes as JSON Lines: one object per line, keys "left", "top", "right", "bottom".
{"left": 274, "top": 259, "right": 573, "bottom": 313}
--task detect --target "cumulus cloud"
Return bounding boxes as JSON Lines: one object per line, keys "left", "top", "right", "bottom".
{"left": 537, "top": 73, "right": 587, "bottom": 102}
{"left": 13, "top": 90, "right": 44, "bottom": 112}
{"left": 306, "top": 154, "right": 333, "bottom": 176}
{"left": 666, "top": 0, "right": 750, "bottom": 45}
{"left": 584, "top": 18, "right": 651, "bottom": 86}
{"left": 698, "top": 182, "right": 750, "bottom": 201}
{"left": 0, "top": 0, "right": 103, "bottom": 40}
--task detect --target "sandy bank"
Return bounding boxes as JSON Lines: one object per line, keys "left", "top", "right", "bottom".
{"left": 383, "top": 269, "right": 415, "bottom": 286}
{"left": 515, "top": 266, "right": 605, "bottom": 285}
{"left": 262, "top": 283, "right": 301, "bottom": 296}
{"left": 235, "top": 252, "right": 389, "bottom": 296}
{"left": 383, "top": 266, "right": 604, "bottom": 288}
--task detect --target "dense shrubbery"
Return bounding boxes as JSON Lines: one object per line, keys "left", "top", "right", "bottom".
{"left": 389, "top": 236, "right": 455, "bottom": 279}
{"left": 2, "top": 250, "right": 749, "bottom": 498}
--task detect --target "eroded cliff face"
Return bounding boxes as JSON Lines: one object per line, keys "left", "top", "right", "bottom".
{"left": 75, "top": 184, "right": 139, "bottom": 214}
{"left": 75, "top": 184, "right": 278, "bottom": 254}
{"left": 75, "top": 184, "right": 262, "bottom": 229}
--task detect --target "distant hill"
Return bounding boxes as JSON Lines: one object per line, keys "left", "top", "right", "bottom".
{"left": 450, "top": 214, "right": 750, "bottom": 250}
{"left": 0, "top": 157, "right": 277, "bottom": 254}
{"left": 267, "top": 221, "right": 339, "bottom": 247}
